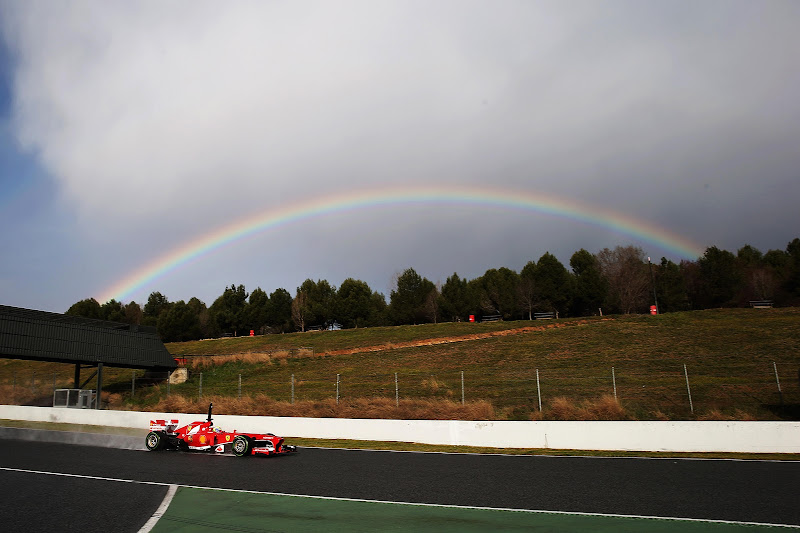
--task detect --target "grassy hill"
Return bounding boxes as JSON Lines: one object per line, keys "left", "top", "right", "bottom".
{"left": 2, "top": 308, "right": 799, "bottom": 420}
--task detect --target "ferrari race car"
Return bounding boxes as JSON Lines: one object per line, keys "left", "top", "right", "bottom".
{"left": 145, "top": 403, "right": 296, "bottom": 457}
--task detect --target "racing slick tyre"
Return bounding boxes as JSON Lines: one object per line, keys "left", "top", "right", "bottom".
{"left": 232, "top": 435, "right": 252, "bottom": 457}
{"left": 145, "top": 431, "right": 165, "bottom": 451}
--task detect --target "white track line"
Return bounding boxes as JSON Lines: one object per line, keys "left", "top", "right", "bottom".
{"left": 2, "top": 466, "right": 798, "bottom": 529}
{"left": 138, "top": 484, "right": 177, "bottom": 533}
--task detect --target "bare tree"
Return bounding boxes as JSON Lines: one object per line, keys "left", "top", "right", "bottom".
{"left": 423, "top": 284, "right": 440, "bottom": 324}
{"left": 291, "top": 291, "right": 308, "bottom": 332}
{"left": 517, "top": 261, "right": 537, "bottom": 320}
{"left": 517, "top": 276, "right": 537, "bottom": 320}
{"left": 597, "top": 246, "right": 649, "bottom": 314}
{"left": 750, "top": 268, "right": 776, "bottom": 301}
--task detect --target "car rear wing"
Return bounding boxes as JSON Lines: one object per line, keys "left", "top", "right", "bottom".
{"left": 150, "top": 419, "right": 179, "bottom": 432}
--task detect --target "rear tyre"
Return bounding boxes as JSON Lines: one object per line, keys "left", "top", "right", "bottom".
{"left": 232, "top": 435, "right": 252, "bottom": 457}
{"left": 145, "top": 431, "right": 165, "bottom": 451}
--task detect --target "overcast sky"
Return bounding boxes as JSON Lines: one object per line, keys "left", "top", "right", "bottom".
{"left": 1, "top": 0, "right": 799, "bottom": 313}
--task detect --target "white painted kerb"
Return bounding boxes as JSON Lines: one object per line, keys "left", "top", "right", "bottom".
{"left": 1, "top": 405, "right": 798, "bottom": 453}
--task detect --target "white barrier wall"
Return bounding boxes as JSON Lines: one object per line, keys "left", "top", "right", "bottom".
{"left": 1, "top": 405, "right": 799, "bottom": 454}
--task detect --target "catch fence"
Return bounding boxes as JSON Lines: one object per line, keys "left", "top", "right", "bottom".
{"left": 2, "top": 361, "right": 797, "bottom": 419}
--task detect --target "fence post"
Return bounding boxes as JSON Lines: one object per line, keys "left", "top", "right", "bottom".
{"left": 684, "top": 363, "right": 693, "bottom": 414}
{"left": 53, "top": 373, "right": 57, "bottom": 395}
{"left": 773, "top": 361, "right": 782, "bottom": 405}
{"left": 238, "top": 374, "right": 242, "bottom": 400}
{"left": 395, "top": 372, "right": 399, "bottom": 407}
{"left": 612, "top": 366, "right": 617, "bottom": 401}
{"left": 536, "top": 368, "right": 542, "bottom": 411}
{"left": 461, "top": 371, "right": 465, "bottom": 405}
{"left": 31, "top": 371, "right": 36, "bottom": 393}
{"left": 336, "top": 374, "right": 340, "bottom": 405}
{"left": 291, "top": 374, "right": 295, "bottom": 404}
{"left": 167, "top": 374, "right": 170, "bottom": 396}
{"left": 131, "top": 371, "right": 136, "bottom": 399}
{"left": 13, "top": 372, "right": 16, "bottom": 397}
{"left": 199, "top": 372, "right": 203, "bottom": 399}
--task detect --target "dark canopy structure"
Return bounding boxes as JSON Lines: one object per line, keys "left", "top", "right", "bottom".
{"left": 0, "top": 305, "right": 176, "bottom": 408}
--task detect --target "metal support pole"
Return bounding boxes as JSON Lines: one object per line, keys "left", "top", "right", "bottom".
{"left": 238, "top": 374, "right": 242, "bottom": 400}
{"left": 31, "top": 371, "right": 36, "bottom": 393}
{"left": 395, "top": 372, "right": 399, "bottom": 407}
{"left": 291, "top": 374, "right": 295, "bottom": 404}
{"left": 95, "top": 363, "right": 103, "bottom": 410}
{"left": 536, "top": 368, "right": 542, "bottom": 411}
{"left": 131, "top": 371, "right": 136, "bottom": 399}
{"left": 167, "top": 374, "right": 170, "bottom": 396}
{"left": 684, "top": 364, "right": 693, "bottom": 414}
{"left": 773, "top": 361, "right": 782, "bottom": 404}
{"left": 461, "top": 371, "right": 465, "bottom": 405}
{"left": 199, "top": 372, "right": 203, "bottom": 399}
{"left": 336, "top": 374, "right": 340, "bottom": 405}
{"left": 74, "top": 364, "right": 80, "bottom": 389}
{"left": 53, "top": 373, "right": 57, "bottom": 395}
{"left": 612, "top": 366, "right": 617, "bottom": 401}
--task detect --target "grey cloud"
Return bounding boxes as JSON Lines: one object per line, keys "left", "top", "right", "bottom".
{"left": 2, "top": 0, "right": 799, "bottom": 307}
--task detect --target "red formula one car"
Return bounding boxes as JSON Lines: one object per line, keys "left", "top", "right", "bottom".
{"left": 145, "top": 403, "right": 296, "bottom": 457}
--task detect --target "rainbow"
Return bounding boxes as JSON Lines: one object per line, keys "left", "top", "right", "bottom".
{"left": 97, "top": 186, "right": 705, "bottom": 303}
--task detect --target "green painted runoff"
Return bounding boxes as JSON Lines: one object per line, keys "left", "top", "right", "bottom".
{"left": 149, "top": 486, "right": 783, "bottom": 533}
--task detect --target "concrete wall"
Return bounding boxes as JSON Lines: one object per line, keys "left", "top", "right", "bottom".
{"left": 2, "top": 405, "right": 799, "bottom": 454}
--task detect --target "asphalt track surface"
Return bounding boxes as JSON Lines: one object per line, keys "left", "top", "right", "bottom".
{"left": 0, "top": 438, "right": 798, "bottom": 532}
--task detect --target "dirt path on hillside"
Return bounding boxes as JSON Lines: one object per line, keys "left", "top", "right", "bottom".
{"left": 320, "top": 319, "right": 607, "bottom": 357}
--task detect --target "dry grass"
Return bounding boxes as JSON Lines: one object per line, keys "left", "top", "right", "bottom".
{"left": 697, "top": 408, "right": 759, "bottom": 421}
{"left": 189, "top": 351, "right": 289, "bottom": 369}
{"left": 127, "top": 394, "right": 495, "bottom": 420}
{"left": 545, "top": 395, "right": 630, "bottom": 420}
{"left": 0, "top": 384, "right": 38, "bottom": 405}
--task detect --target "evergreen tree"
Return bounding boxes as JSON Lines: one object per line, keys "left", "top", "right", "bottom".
{"left": 100, "top": 299, "right": 126, "bottom": 322}
{"left": 569, "top": 249, "right": 607, "bottom": 316}
{"left": 66, "top": 298, "right": 102, "bottom": 319}
{"left": 655, "top": 258, "right": 689, "bottom": 312}
{"left": 475, "top": 267, "right": 519, "bottom": 319}
{"left": 697, "top": 246, "right": 742, "bottom": 308}
{"left": 390, "top": 268, "right": 435, "bottom": 325}
{"left": 297, "top": 279, "right": 338, "bottom": 328}
{"left": 439, "top": 272, "right": 471, "bottom": 322}
{"left": 143, "top": 292, "right": 170, "bottom": 328}
{"left": 210, "top": 284, "right": 249, "bottom": 335}
{"left": 785, "top": 238, "right": 800, "bottom": 302}
{"left": 247, "top": 287, "right": 270, "bottom": 334}
{"left": 268, "top": 288, "right": 293, "bottom": 332}
{"left": 533, "top": 252, "right": 573, "bottom": 316}
{"left": 158, "top": 300, "right": 204, "bottom": 342}
{"left": 337, "top": 278, "right": 374, "bottom": 329}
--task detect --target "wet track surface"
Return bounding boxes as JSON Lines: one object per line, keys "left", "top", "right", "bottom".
{"left": 0, "top": 438, "right": 798, "bottom": 531}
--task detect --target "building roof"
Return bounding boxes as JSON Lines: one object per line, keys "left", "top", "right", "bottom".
{"left": 0, "top": 305, "right": 176, "bottom": 370}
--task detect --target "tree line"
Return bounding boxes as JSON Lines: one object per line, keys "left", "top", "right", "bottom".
{"left": 66, "top": 238, "right": 800, "bottom": 342}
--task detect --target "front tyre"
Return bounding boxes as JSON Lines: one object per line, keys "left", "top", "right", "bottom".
{"left": 232, "top": 435, "right": 252, "bottom": 457}
{"left": 145, "top": 431, "right": 165, "bottom": 451}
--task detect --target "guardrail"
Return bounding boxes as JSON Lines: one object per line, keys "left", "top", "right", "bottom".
{"left": 0, "top": 405, "right": 798, "bottom": 454}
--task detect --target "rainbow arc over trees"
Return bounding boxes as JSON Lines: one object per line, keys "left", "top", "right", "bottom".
{"left": 97, "top": 186, "right": 705, "bottom": 303}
